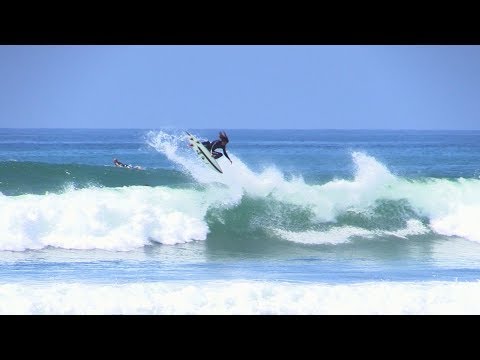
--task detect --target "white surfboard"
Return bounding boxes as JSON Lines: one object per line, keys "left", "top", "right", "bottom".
{"left": 186, "top": 132, "right": 223, "bottom": 174}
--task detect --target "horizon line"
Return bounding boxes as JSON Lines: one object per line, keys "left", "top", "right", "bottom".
{"left": 1, "top": 127, "right": 480, "bottom": 131}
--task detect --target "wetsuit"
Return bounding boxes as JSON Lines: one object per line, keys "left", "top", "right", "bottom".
{"left": 202, "top": 140, "right": 231, "bottom": 162}
{"left": 115, "top": 160, "right": 130, "bottom": 168}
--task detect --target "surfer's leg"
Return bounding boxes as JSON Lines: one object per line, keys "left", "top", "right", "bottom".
{"left": 212, "top": 151, "right": 222, "bottom": 159}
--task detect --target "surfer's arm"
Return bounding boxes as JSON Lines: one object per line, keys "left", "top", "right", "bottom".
{"left": 223, "top": 150, "right": 232, "bottom": 163}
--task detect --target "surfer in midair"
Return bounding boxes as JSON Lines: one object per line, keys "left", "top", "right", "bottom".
{"left": 201, "top": 131, "right": 232, "bottom": 163}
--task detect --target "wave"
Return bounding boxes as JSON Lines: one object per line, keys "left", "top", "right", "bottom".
{"left": 1, "top": 130, "right": 480, "bottom": 252}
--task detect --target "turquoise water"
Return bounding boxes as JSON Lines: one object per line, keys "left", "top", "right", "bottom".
{"left": 1, "top": 129, "right": 480, "bottom": 314}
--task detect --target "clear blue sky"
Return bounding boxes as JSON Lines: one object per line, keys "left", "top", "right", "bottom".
{"left": 1, "top": 45, "right": 479, "bottom": 129}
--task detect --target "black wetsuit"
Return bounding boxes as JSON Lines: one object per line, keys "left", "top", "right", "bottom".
{"left": 202, "top": 140, "right": 231, "bottom": 162}
{"left": 115, "top": 161, "right": 130, "bottom": 168}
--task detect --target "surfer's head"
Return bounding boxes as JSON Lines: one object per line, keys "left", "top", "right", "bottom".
{"left": 219, "top": 131, "right": 229, "bottom": 144}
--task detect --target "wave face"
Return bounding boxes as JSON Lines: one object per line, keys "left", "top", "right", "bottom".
{"left": 0, "top": 161, "right": 190, "bottom": 195}
{"left": 1, "top": 129, "right": 480, "bottom": 255}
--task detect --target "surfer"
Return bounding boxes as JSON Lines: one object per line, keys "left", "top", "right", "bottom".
{"left": 114, "top": 158, "right": 128, "bottom": 167}
{"left": 201, "top": 131, "right": 232, "bottom": 163}
{"left": 114, "top": 158, "right": 143, "bottom": 170}
{"left": 114, "top": 158, "right": 134, "bottom": 168}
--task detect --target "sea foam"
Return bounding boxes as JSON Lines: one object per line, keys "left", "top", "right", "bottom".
{"left": 1, "top": 280, "right": 480, "bottom": 315}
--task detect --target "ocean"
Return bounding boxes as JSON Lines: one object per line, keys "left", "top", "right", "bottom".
{"left": 1, "top": 128, "right": 480, "bottom": 314}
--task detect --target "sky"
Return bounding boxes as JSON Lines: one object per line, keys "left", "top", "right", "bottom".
{"left": 0, "top": 45, "right": 479, "bottom": 130}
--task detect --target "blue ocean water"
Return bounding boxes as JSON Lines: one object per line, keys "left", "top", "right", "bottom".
{"left": 1, "top": 128, "right": 480, "bottom": 314}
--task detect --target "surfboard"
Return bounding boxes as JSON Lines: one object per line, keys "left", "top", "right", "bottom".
{"left": 186, "top": 132, "right": 223, "bottom": 174}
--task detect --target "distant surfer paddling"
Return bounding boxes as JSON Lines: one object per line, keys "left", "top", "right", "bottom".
{"left": 113, "top": 158, "right": 142, "bottom": 170}
{"left": 198, "top": 131, "right": 232, "bottom": 164}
